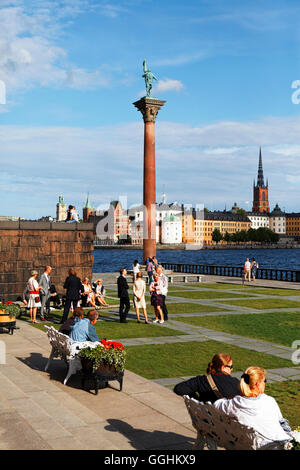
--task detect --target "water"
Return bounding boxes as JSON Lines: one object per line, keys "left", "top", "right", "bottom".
{"left": 92, "top": 248, "right": 300, "bottom": 272}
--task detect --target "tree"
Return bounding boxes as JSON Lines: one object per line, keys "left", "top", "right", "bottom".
{"left": 224, "top": 231, "right": 231, "bottom": 243}
{"left": 212, "top": 228, "right": 223, "bottom": 244}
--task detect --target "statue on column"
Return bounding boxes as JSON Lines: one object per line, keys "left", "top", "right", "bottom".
{"left": 143, "top": 60, "right": 158, "bottom": 97}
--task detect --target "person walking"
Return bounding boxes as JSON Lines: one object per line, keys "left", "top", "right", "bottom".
{"left": 27, "top": 270, "right": 43, "bottom": 323}
{"left": 133, "top": 272, "right": 148, "bottom": 324}
{"left": 39, "top": 265, "right": 52, "bottom": 321}
{"left": 251, "top": 258, "right": 259, "bottom": 281}
{"left": 117, "top": 268, "right": 130, "bottom": 323}
{"left": 244, "top": 257, "right": 251, "bottom": 282}
{"left": 156, "top": 265, "right": 168, "bottom": 321}
{"left": 60, "top": 268, "right": 83, "bottom": 324}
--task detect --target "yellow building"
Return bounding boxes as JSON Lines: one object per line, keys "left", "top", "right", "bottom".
{"left": 194, "top": 211, "right": 251, "bottom": 246}
{"left": 286, "top": 213, "right": 300, "bottom": 237}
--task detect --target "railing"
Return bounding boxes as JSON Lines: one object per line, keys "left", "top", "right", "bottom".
{"left": 160, "top": 263, "right": 300, "bottom": 283}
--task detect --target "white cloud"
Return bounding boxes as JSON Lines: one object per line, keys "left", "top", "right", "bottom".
{"left": 0, "top": 1, "right": 117, "bottom": 94}
{"left": 1, "top": 115, "right": 300, "bottom": 218}
{"left": 154, "top": 78, "right": 184, "bottom": 94}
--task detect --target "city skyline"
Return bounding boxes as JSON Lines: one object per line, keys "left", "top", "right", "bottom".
{"left": 1, "top": 1, "right": 300, "bottom": 218}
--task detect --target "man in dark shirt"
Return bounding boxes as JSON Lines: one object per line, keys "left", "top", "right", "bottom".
{"left": 117, "top": 268, "right": 130, "bottom": 323}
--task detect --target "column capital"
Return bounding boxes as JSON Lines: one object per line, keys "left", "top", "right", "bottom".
{"left": 133, "top": 97, "right": 166, "bottom": 123}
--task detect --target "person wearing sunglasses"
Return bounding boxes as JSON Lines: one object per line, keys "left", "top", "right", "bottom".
{"left": 214, "top": 366, "right": 292, "bottom": 449}
{"left": 174, "top": 353, "right": 240, "bottom": 403}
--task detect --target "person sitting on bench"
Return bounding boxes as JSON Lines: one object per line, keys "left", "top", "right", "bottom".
{"left": 69, "top": 310, "right": 99, "bottom": 342}
{"left": 174, "top": 353, "right": 240, "bottom": 402}
{"left": 214, "top": 366, "right": 292, "bottom": 449}
{"left": 59, "top": 307, "right": 84, "bottom": 336}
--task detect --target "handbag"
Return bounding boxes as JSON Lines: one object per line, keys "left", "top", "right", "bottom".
{"left": 206, "top": 374, "right": 223, "bottom": 400}
{"left": 35, "top": 296, "right": 40, "bottom": 303}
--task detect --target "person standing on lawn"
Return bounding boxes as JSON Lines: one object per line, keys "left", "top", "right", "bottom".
{"left": 156, "top": 265, "right": 168, "bottom": 321}
{"left": 60, "top": 268, "right": 83, "bottom": 324}
{"left": 117, "top": 268, "right": 130, "bottom": 323}
{"left": 133, "top": 272, "right": 149, "bottom": 324}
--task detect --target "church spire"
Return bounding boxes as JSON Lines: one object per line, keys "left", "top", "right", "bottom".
{"left": 257, "top": 146, "right": 265, "bottom": 188}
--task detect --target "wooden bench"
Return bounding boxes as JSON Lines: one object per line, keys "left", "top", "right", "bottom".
{"left": 184, "top": 396, "right": 284, "bottom": 450}
{"left": 44, "top": 326, "right": 98, "bottom": 385}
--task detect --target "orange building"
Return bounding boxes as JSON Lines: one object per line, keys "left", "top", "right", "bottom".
{"left": 252, "top": 148, "right": 270, "bottom": 213}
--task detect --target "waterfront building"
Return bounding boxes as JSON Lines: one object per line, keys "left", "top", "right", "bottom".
{"left": 182, "top": 209, "right": 196, "bottom": 244}
{"left": 194, "top": 211, "right": 251, "bottom": 246}
{"left": 161, "top": 215, "right": 182, "bottom": 244}
{"left": 247, "top": 212, "right": 270, "bottom": 229}
{"left": 56, "top": 195, "right": 67, "bottom": 221}
{"left": 252, "top": 147, "right": 270, "bottom": 213}
{"left": 269, "top": 204, "right": 286, "bottom": 234}
{"left": 285, "top": 212, "right": 300, "bottom": 237}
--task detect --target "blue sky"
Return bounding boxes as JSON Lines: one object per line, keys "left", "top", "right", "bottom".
{"left": 1, "top": 0, "right": 300, "bottom": 218}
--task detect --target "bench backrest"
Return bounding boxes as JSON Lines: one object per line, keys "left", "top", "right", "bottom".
{"left": 45, "top": 325, "right": 73, "bottom": 356}
{"left": 184, "top": 396, "right": 261, "bottom": 450}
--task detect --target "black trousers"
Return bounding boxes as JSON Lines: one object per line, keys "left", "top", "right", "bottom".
{"left": 119, "top": 296, "right": 130, "bottom": 322}
{"left": 162, "top": 295, "right": 168, "bottom": 321}
{"left": 61, "top": 299, "right": 78, "bottom": 323}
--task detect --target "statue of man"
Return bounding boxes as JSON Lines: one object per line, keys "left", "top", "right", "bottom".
{"left": 142, "top": 60, "right": 158, "bottom": 97}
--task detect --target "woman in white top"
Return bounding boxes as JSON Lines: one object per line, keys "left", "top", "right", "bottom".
{"left": 214, "top": 366, "right": 291, "bottom": 449}
{"left": 27, "top": 270, "right": 43, "bottom": 323}
{"left": 133, "top": 272, "right": 148, "bottom": 324}
{"left": 82, "top": 278, "right": 98, "bottom": 309}
{"left": 94, "top": 279, "right": 108, "bottom": 306}
{"left": 132, "top": 260, "right": 140, "bottom": 281}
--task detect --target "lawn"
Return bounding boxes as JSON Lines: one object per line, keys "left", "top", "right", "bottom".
{"left": 174, "top": 312, "right": 300, "bottom": 347}
{"left": 218, "top": 298, "right": 299, "bottom": 310}
{"left": 124, "top": 340, "right": 292, "bottom": 380}
{"left": 165, "top": 303, "right": 231, "bottom": 314}
{"left": 168, "top": 291, "right": 256, "bottom": 300}
{"left": 266, "top": 380, "right": 300, "bottom": 428}
{"left": 26, "top": 314, "right": 186, "bottom": 339}
{"left": 233, "top": 287, "right": 300, "bottom": 297}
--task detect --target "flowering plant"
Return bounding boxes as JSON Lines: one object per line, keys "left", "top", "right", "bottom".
{"left": 0, "top": 301, "right": 20, "bottom": 318}
{"left": 79, "top": 339, "right": 126, "bottom": 372}
{"left": 284, "top": 428, "right": 300, "bottom": 450}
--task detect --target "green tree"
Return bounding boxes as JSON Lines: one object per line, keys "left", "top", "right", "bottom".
{"left": 212, "top": 228, "right": 223, "bottom": 244}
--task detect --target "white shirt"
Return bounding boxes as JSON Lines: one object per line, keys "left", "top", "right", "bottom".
{"left": 133, "top": 263, "right": 140, "bottom": 274}
{"left": 158, "top": 273, "right": 168, "bottom": 296}
{"left": 244, "top": 261, "right": 251, "bottom": 270}
{"left": 214, "top": 394, "right": 291, "bottom": 448}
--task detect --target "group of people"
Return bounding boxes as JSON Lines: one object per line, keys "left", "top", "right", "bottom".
{"left": 59, "top": 307, "right": 100, "bottom": 342}
{"left": 65, "top": 205, "right": 79, "bottom": 223}
{"left": 117, "top": 261, "right": 169, "bottom": 324}
{"left": 244, "top": 257, "right": 259, "bottom": 281}
{"left": 24, "top": 266, "right": 108, "bottom": 324}
{"left": 174, "top": 353, "right": 292, "bottom": 449}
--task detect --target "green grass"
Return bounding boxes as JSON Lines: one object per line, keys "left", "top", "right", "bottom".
{"left": 165, "top": 303, "right": 231, "bottom": 314}
{"left": 124, "top": 340, "right": 292, "bottom": 380}
{"left": 185, "top": 283, "right": 246, "bottom": 289}
{"left": 168, "top": 290, "right": 255, "bottom": 300}
{"left": 218, "top": 298, "right": 299, "bottom": 310}
{"left": 266, "top": 380, "right": 300, "bottom": 428}
{"left": 174, "top": 312, "right": 300, "bottom": 347}
{"left": 25, "top": 314, "right": 186, "bottom": 339}
{"left": 232, "top": 287, "right": 300, "bottom": 297}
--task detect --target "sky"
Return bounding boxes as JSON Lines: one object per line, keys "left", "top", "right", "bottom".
{"left": 1, "top": 0, "right": 300, "bottom": 218}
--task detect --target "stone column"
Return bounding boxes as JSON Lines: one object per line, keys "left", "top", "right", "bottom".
{"left": 133, "top": 97, "right": 166, "bottom": 262}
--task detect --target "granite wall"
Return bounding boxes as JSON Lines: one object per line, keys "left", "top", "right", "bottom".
{"left": 0, "top": 221, "right": 95, "bottom": 301}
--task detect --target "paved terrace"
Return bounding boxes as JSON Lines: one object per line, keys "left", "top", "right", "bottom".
{"left": 0, "top": 273, "right": 299, "bottom": 450}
